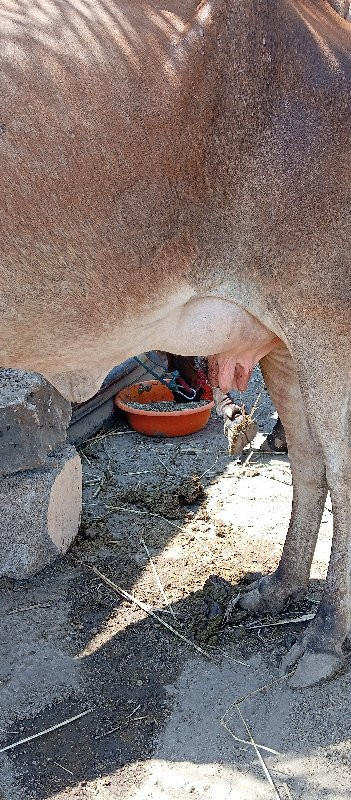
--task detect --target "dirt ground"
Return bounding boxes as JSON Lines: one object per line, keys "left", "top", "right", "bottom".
{"left": 0, "top": 369, "right": 350, "bottom": 800}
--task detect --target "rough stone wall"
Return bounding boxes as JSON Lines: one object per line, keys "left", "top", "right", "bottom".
{"left": 0, "top": 370, "right": 81, "bottom": 579}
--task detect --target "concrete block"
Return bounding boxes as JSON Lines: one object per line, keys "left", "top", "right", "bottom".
{"left": 0, "top": 369, "right": 71, "bottom": 476}
{"left": 0, "top": 446, "right": 82, "bottom": 579}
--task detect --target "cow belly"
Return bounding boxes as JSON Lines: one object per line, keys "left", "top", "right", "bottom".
{"left": 39, "top": 295, "right": 281, "bottom": 402}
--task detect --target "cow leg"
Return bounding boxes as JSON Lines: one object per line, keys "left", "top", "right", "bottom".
{"left": 240, "top": 343, "right": 328, "bottom": 615}
{"left": 279, "top": 354, "right": 351, "bottom": 687}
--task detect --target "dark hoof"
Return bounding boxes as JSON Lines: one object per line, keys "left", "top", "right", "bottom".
{"left": 286, "top": 650, "right": 345, "bottom": 688}
{"left": 238, "top": 586, "right": 262, "bottom": 612}
{"left": 260, "top": 418, "right": 288, "bottom": 454}
{"left": 238, "top": 572, "right": 293, "bottom": 614}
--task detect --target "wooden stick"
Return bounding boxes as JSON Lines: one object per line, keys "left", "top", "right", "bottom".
{"left": 140, "top": 537, "right": 177, "bottom": 621}
{"left": 95, "top": 704, "right": 141, "bottom": 740}
{"left": 199, "top": 454, "right": 220, "bottom": 480}
{"left": 222, "top": 673, "right": 291, "bottom": 719}
{"left": 88, "top": 565, "right": 212, "bottom": 659}
{"left": 105, "top": 505, "right": 214, "bottom": 556}
{"left": 220, "top": 716, "right": 281, "bottom": 756}
{"left": 245, "top": 613, "right": 315, "bottom": 630}
{"left": 234, "top": 705, "right": 283, "bottom": 800}
{"left": 0, "top": 709, "right": 93, "bottom": 754}
{"left": 52, "top": 760, "right": 74, "bottom": 776}
{"left": 8, "top": 603, "right": 51, "bottom": 615}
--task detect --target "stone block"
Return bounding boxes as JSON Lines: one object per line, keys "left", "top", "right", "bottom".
{"left": 0, "top": 446, "right": 82, "bottom": 579}
{"left": 0, "top": 369, "right": 71, "bottom": 476}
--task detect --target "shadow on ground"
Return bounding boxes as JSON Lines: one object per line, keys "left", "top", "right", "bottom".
{"left": 0, "top": 388, "right": 346, "bottom": 800}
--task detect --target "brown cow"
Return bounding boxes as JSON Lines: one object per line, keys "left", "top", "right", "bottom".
{"left": 0, "top": 0, "right": 350, "bottom": 687}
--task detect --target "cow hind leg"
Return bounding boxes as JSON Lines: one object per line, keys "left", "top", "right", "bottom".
{"left": 240, "top": 343, "right": 328, "bottom": 618}
{"left": 278, "top": 348, "right": 351, "bottom": 688}
{"left": 241, "top": 340, "right": 351, "bottom": 687}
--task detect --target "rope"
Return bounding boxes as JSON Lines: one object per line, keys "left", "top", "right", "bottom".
{"left": 133, "top": 356, "right": 170, "bottom": 388}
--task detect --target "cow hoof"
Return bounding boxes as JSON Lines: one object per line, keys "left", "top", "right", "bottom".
{"left": 282, "top": 648, "right": 345, "bottom": 688}
{"left": 239, "top": 586, "right": 264, "bottom": 611}
{"left": 260, "top": 417, "right": 288, "bottom": 454}
{"left": 239, "top": 574, "right": 294, "bottom": 614}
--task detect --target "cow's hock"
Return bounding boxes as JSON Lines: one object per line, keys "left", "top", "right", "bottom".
{"left": 0, "top": 446, "right": 82, "bottom": 579}
{"left": 0, "top": 369, "right": 71, "bottom": 476}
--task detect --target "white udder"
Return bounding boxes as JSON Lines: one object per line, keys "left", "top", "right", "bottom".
{"left": 46, "top": 295, "right": 280, "bottom": 402}
{"left": 157, "top": 296, "right": 280, "bottom": 392}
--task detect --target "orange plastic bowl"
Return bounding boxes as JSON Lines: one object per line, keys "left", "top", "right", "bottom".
{"left": 114, "top": 380, "right": 214, "bottom": 437}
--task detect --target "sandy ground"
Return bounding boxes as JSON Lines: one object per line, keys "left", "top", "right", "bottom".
{"left": 0, "top": 370, "right": 349, "bottom": 800}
